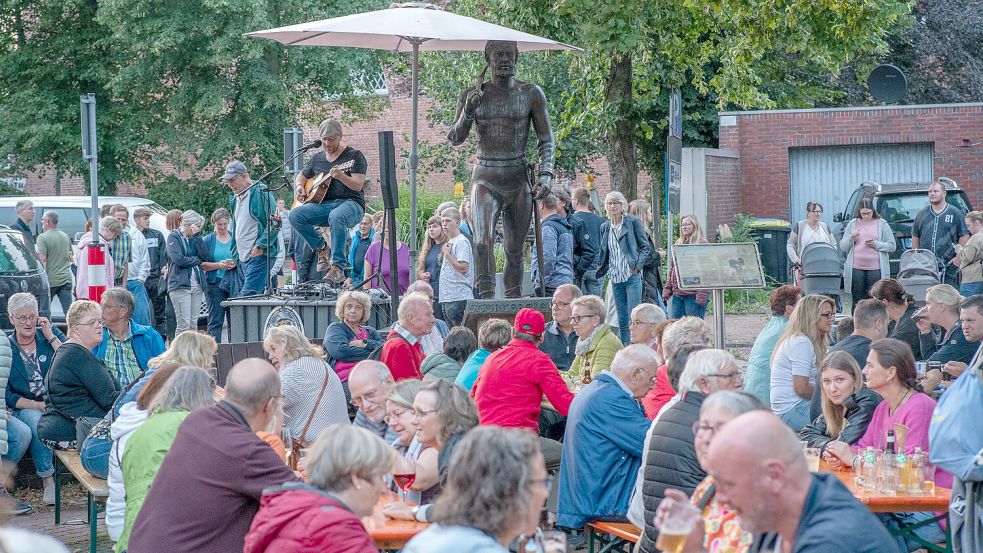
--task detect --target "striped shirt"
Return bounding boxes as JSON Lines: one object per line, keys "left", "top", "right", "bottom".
{"left": 607, "top": 222, "right": 632, "bottom": 283}
{"left": 110, "top": 233, "right": 132, "bottom": 286}
{"left": 106, "top": 333, "right": 141, "bottom": 388}
{"left": 280, "top": 356, "right": 350, "bottom": 443}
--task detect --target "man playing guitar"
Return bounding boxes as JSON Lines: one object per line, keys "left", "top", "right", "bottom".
{"left": 288, "top": 118, "right": 368, "bottom": 284}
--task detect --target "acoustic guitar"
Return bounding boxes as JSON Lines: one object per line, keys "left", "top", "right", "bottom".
{"left": 292, "top": 159, "right": 356, "bottom": 208}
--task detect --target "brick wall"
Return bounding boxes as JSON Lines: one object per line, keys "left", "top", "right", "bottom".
{"left": 718, "top": 103, "right": 983, "bottom": 219}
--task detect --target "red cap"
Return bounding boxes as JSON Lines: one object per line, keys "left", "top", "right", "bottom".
{"left": 514, "top": 308, "right": 545, "bottom": 336}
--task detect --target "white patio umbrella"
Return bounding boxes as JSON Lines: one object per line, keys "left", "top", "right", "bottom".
{"left": 246, "top": 1, "right": 579, "bottom": 259}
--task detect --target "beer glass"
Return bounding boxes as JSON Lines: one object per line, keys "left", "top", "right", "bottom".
{"left": 804, "top": 448, "right": 821, "bottom": 472}
{"left": 655, "top": 500, "right": 701, "bottom": 553}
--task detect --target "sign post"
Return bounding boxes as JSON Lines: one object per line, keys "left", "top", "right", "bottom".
{"left": 672, "top": 242, "right": 766, "bottom": 348}
{"left": 665, "top": 89, "right": 682, "bottom": 254}
{"left": 80, "top": 94, "right": 107, "bottom": 302}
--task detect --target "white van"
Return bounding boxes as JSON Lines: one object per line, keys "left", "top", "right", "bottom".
{"left": 0, "top": 196, "right": 170, "bottom": 242}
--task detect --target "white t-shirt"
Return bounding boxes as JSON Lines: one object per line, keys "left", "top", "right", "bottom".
{"left": 770, "top": 334, "right": 818, "bottom": 416}
{"left": 438, "top": 234, "right": 474, "bottom": 303}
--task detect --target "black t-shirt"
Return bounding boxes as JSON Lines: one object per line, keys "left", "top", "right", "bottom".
{"left": 912, "top": 203, "right": 968, "bottom": 263}
{"left": 300, "top": 147, "right": 368, "bottom": 208}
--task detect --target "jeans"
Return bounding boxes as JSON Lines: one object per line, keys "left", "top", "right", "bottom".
{"left": 126, "top": 279, "right": 152, "bottom": 327}
{"left": 170, "top": 287, "right": 204, "bottom": 336}
{"left": 49, "top": 283, "right": 73, "bottom": 314}
{"left": 779, "top": 400, "right": 811, "bottom": 432}
{"left": 79, "top": 436, "right": 112, "bottom": 480}
{"left": 205, "top": 283, "right": 230, "bottom": 343}
{"left": 441, "top": 300, "right": 467, "bottom": 327}
{"left": 960, "top": 281, "right": 983, "bottom": 297}
{"left": 5, "top": 414, "right": 30, "bottom": 464}
{"left": 239, "top": 255, "right": 270, "bottom": 297}
{"left": 290, "top": 232, "right": 324, "bottom": 283}
{"left": 10, "top": 409, "right": 54, "bottom": 478}
{"left": 580, "top": 271, "right": 603, "bottom": 297}
{"left": 670, "top": 295, "right": 707, "bottom": 319}
{"left": 145, "top": 275, "right": 166, "bottom": 336}
{"left": 878, "top": 511, "right": 946, "bottom": 552}
{"left": 288, "top": 199, "right": 364, "bottom": 269}
{"left": 612, "top": 273, "right": 642, "bottom": 345}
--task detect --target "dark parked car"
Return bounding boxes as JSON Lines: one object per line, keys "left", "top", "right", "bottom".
{"left": 832, "top": 178, "right": 972, "bottom": 276}
{"left": 0, "top": 227, "right": 50, "bottom": 330}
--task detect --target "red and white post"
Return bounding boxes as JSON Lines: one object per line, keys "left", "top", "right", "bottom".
{"left": 87, "top": 242, "right": 107, "bottom": 303}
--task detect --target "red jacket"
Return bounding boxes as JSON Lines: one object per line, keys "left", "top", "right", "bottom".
{"left": 641, "top": 363, "right": 674, "bottom": 419}
{"left": 244, "top": 484, "right": 377, "bottom": 553}
{"left": 380, "top": 330, "right": 424, "bottom": 381}
{"left": 472, "top": 338, "right": 574, "bottom": 431}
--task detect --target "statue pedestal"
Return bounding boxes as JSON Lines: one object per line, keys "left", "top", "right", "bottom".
{"left": 461, "top": 297, "right": 551, "bottom": 337}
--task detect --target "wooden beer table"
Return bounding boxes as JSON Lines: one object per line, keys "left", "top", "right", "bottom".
{"left": 362, "top": 494, "right": 429, "bottom": 552}
{"left": 821, "top": 461, "right": 952, "bottom": 552}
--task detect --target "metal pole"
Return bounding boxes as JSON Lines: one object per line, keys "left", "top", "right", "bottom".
{"left": 712, "top": 288, "right": 726, "bottom": 349}
{"left": 408, "top": 40, "right": 420, "bottom": 270}
{"left": 80, "top": 94, "right": 99, "bottom": 246}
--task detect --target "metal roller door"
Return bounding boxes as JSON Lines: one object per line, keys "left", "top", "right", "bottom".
{"left": 789, "top": 143, "right": 934, "bottom": 226}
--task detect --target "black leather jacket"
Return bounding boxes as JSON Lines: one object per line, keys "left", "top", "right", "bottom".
{"left": 799, "top": 387, "right": 882, "bottom": 453}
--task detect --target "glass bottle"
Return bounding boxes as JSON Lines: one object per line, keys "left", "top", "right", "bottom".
{"left": 581, "top": 360, "right": 592, "bottom": 385}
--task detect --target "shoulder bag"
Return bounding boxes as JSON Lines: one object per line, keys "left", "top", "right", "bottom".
{"left": 288, "top": 362, "right": 331, "bottom": 471}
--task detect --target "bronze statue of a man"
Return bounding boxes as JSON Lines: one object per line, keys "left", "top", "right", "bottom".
{"left": 447, "top": 40, "right": 556, "bottom": 298}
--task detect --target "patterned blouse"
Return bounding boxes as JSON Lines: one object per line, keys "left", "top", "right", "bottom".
{"left": 690, "top": 476, "right": 753, "bottom": 553}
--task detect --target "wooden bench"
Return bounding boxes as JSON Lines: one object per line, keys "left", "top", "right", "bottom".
{"left": 54, "top": 449, "right": 109, "bottom": 553}
{"left": 587, "top": 521, "right": 641, "bottom": 553}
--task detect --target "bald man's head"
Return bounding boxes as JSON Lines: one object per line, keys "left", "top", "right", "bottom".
{"left": 225, "top": 358, "right": 280, "bottom": 416}
{"left": 704, "top": 411, "right": 810, "bottom": 534}
{"left": 348, "top": 360, "right": 395, "bottom": 423}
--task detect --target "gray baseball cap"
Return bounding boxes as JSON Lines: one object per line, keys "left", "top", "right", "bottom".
{"left": 220, "top": 160, "right": 248, "bottom": 181}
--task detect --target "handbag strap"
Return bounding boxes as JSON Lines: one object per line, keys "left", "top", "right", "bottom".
{"left": 297, "top": 361, "right": 331, "bottom": 445}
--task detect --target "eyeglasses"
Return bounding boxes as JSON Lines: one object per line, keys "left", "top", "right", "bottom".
{"left": 706, "top": 371, "right": 744, "bottom": 381}
{"left": 12, "top": 314, "right": 37, "bottom": 323}
{"left": 570, "top": 314, "right": 599, "bottom": 324}
{"left": 384, "top": 409, "right": 411, "bottom": 425}
{"left": 819, "top": 312, "right": 835, "bottom": 320}
{"left": 691, "top": 421, "right": 725, "bottom": 437}
{"left": 550, "top": 301, "right": 571, "bottom": 309}
{"left": 76, "top": 320, "right": 105, "bottom": 328}
{"left": 809, "top": 210, "right": 824, "bottom": 214}
{"left": 529, "top": 476, "right": 553, "bottom": 491}
{"left": 412, "top": 407, "right": 438, "bottom": 418}
{"left": 629, "top": 320, "right": 654, "bottom": 327}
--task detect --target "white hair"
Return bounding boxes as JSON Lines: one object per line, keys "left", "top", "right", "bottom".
{"left": 677, "top": 349, "right": 737, "bottom": 393}
{"left": 6, "top": 293, "right": 38, "bottom": 317}
{"left": 604, "top": 191, "right": 628, "bottom": 212}
{"left": 631, "top": 303, "right": 666, "bottom": 325}
{"left": 180, "top": 210, "right": 205, "bottom": 229}
{"left": 610, "top": 344, "right": 659, "bottom": 377}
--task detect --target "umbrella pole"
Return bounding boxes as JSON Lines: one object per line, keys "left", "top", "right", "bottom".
{"left": 408, "top": 40, "right": 421, "bottom": 272}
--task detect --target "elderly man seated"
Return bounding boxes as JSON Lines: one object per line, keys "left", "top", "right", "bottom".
{"left": 348, "top": 360, "right": 398, "bottom": 443}
{"left": 380, "top": 292, "right": 435, "bottom": 380}
{"left": 405, "top": 280, "right": 450, "bottom": 355}
{"left": 557, "top": 345, "right": 658, "bottom": 530}
{"left": 637, "top": 349, "right": 745, "bottom": 553}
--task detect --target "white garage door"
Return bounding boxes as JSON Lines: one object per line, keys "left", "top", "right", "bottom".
{"left": 789, "top": 143, "right": 934, "bottom": 227}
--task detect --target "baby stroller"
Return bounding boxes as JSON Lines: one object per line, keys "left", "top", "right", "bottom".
{"left": 798, "top": 242, "right": 843, "bottom": 307}
{"left": 897, "top": 249, "right": 941, "bottom": 303}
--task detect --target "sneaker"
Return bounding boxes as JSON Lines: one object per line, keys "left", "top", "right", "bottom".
{"left": 0, "top": 487, "right": 32, "bottom": 515}
{"left": 324, "top": 265, "right": 346, "bottom": 285}
{"left": 43, "top": 483, "right": 55, "bottom": 506}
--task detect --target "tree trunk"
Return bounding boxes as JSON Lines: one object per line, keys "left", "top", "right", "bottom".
{"left": 604, "top": 53, "right": 637, "bottom": 200}
{"left": 54, "top": 168, "right": 61, "bottom": 196}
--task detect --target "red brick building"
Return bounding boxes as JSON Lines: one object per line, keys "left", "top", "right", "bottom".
{"left": 696, "top": 102, "right": 983, "bottom": 234}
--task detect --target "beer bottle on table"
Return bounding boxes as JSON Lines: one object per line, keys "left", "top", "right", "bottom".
{"left": 886, "top": 430, "right": 896, "bottom": 454}
{"left": 581, "top": 360, "right": 592, "bottom": 385}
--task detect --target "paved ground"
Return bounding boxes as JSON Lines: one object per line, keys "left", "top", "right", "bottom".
{"left": 13, "top": 313, "right": 769, "bottom": 550}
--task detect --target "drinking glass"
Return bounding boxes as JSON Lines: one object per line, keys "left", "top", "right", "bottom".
{"left": 541, "top": 530, "right": 567, "bottom": 553}
{"left": 921, "top": 463, "right": 936, "bottom": 495}
{"left": 655, "top": 501, "right": 701, "bottom": 553}
{"left": 804, "top": 448, "right": 821, "bottom": 472}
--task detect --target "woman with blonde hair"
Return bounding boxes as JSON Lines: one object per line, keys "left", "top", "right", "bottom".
{"left": 769, "top": 294, "right": 835, "bottom": 431}
{"left": 384, "top": 379, "right": 440, "bottom": 505}
{"left": 264, "top": 325, "right": 348, "bottom": 445}
{"left": 957, "top": 210, "right": 983, "bottom": 296}
{"left": 663, "top": 214, "right": 710, "bottom": 320}
{"left": 459, "top": 196, "right": 474, "bottom": 240}
{"left": 322, "top": 290, "right": 384, "bottom": 400}
{"left": 628, "top": 199, "right": 665, "bottom": 311}
{"left": 597, "top": 191, "right": 652, "bottom": 344}
{"left": 799, "top": 350, "right": 880, "bottom": 452}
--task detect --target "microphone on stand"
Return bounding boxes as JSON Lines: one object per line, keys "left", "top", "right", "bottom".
{"left": 298, "top": 139, "right": 322, "bottom": 152}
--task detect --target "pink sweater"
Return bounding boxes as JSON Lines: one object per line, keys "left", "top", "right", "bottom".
{"left": 855, "top": 392, "right": 952, "bottom": 489}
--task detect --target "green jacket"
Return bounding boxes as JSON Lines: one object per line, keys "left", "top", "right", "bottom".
{"left": 117, "top": 410, "right": 190, "bottom": 552}
{"left": 421, "top": 353, "right": 463, "bottom": 384}
{"left": 229, "top": 182, "right": 279, "bottom": 258}
{"left": 568, "top": 324, "right": 623, "bottom": 379}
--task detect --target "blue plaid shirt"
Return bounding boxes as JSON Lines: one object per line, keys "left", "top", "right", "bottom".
{"left": 106, "top": 332, "right": 141, "bottom": 388}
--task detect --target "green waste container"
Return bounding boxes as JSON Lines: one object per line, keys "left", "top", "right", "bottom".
{"left": 747, "top": 218, "right": 791, "bottom": 284}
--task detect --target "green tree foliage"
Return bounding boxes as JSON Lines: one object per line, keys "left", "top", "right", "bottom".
{"left": 417, "top": 0, "right": 913, "bottom": 201}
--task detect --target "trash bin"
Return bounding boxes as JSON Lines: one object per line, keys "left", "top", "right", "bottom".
{"left": 747, "top": 218, "right": 791, "bottom": 284}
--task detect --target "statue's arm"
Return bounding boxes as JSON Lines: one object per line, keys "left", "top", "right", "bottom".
{"left": 447, "top": 88, "right": 476, "bottom": 146}
{"left": 530, "top": 85, "right": 555, "bottom": 177}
